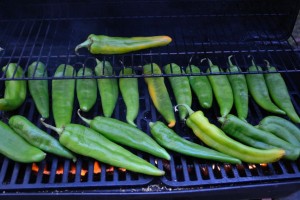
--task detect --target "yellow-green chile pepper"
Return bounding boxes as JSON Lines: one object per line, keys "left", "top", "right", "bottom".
{"left": 177, "top": 104, "right": 285, "bottom": 163}
{"left": 119, "top": 67, "right": 139, "bottom": 126}
{"left": 76, "top": 67, "right": 97, "bottom": 112}
{"left": 143, "top": 63, "right": 176, "bottom": 128}
{"left": 0, "top": 120, "right": 46, "bottom": 163}
{"left": 28, "top": 61, "right": 49, "bottom": 118}
{"left": 95, "top": 59, "right": 118, "bottom": 117}
{"left": 52, "top": 64, "right": 75, "bottom": 128}
{"left": 9, "top": 115, "right": 76, "bottom": 161}
{"left": 78, "top": 110, "right": 170, "bottom": 160}
{"left": 41, "top": 119, "right": 165, "bottom": 176}
{"left": 164, "top": 63, "right": 192, "bottom": 121}
{"left": 263, "top": 60, "right": 300, "bottom": 123}
{"left": 0, "top": 63, "right": 26, "bottom": 111}
{"left": 75, "top": 34, "right": 172, "bottom": 55}
{"left": 149, "top": 121, "right": 241, "bottom": 164}
{"left": 203, "top": 58, "right": 233, "bottom": 117}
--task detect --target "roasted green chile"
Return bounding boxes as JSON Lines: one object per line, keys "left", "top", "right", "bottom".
{"left": 75, "top": 34, "right": 172, "bottom": 55}
{"left": 52, "top": 64, "right": 75, "bottom": 128}
{"left": 9, "top": 115, "right": 76, "bottom": 161}
{"left": 164, "top": 63, "right": 192, "bottom": 120}
{"left": 263, "top": 60, "right": 300, "bottom": 123}
{"left": 41, "top": 120, "right": 165, "bottom": 176}
{"left": 78, "top": 110, "right": 170, "bottom": 160}
{"left": 28, "top": 61, "right": 49, "bottom": 118}
{"left": 119, "top": 68, "right": 139, "bottom": 126}
{"left": 0, "top": 120, "right": 45, "bottom": 163}
{"left": 0, "top": 63, "right": 26, "bottom": 111}
{"left": 95, "top": 59, "right": 118, "bottom": 117}
{"left": 149, "top": 121, "right": 241, "bottom": 164}
{"left": 76, "top": 67, "right": 97, "bottom": 112}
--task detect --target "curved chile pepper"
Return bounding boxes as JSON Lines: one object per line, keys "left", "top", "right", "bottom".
{"left": 245, "top": 58, "right": 285, "bottom": 115}
{"left": 95, "top": 59, "right": 119, "bottom": 117}
{"left": 176, "top": 104, "right": 285, "bottom": 163}
{"left": 226, "top": 55, "right": 248, "bottom": 120}
{"left": 219, "top": 114, "right": 300, "bottom": 160}
{"left": 143, "top": 63, "right": 175, "bottom": 128}
{"left": 185, "top": 65, "right": 213, "bottom": 109}
{"left": 76, "top": 67, "right": 97, "bottom": 112}
{"left": 28, "top": 61, "right": 49, "bottom": 118}
{"left": 52, "top": 64, "right": 75, "bottom": 128}
{"left": 119, "top": 67, "right": 139, "bottom": 126}
{"left": 0, "top": 63, "right": 27, "bottom": 111}
{"left": 164, "top": 63, "right": 192, "bottom": 120}
{"left": 263, "top": 60, "right": 300, "bottom": 123}
{"left": 41, "top": 119, "right": 165, "bottom": 176}
{"left": 0, "top": 120, "right": 46, "bottom": 163}
{"left": 203, "top": 58, "right": 233, "bottom": 117}
{"left": 149, "top": 121, "right": 241, "bottom": 164}
{"left": 78, "top": 110, "right": 170, "bottom": 160}
{"left": 75, "top": 34, "right": 172, "bottom": 55}
{"left": 9, "top": 115, "right": 76, "bottom": 161}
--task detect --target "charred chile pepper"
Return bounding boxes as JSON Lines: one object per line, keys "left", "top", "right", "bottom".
{"left": 149, "top": 121, "right": 241, "bottom": 164}
{"left": 263, "top": 60, "right": 300, "bottom": 123}
{"left": 203, "top": 58, "right": 233, "bottom": 117}
{"left": 0, "top": 120, "right": 45, "bottom": 163}
{"left": 219, "top": 114, "right": 299, "bottom": 160}
{"left": 9, "top": 115, "right": 76, "bottom": 161}
{"left": 52, "top": 64, "right": 75, "bottom": 128}
{"left": 41, "top": 119, "right": 165, "bottom": 176}
{"left": 95, "top": 59, "right": 119, "bottom": 117}
{"left": 119, "top": 68, "right": 139, "bottom": 126}
{"left": 75, "top": 34, "right": 172, "bottom": 55}
{"left": 226, "top": 55, "right": 248, "bottom": 120}
{"left": 177, "top": 104, "right": 285, "bottom": 163}
{"left": 76, "top": 67, "right": 97, "bottom": 112}
{"left": 28, "top": 61, "right": 49, "bottom": 118}
{"left": 143, "top": 63, "right": 175, "bottom": 128}
{"left": 185, "top": 65, "right": 213, "bottom": 109}
{"left": 164, "top": 63, "right": 192, "bottom": 120}
{"left": 78, "top": 110, "right": 170, "bottom": 160}
{"left": 0, "top": 63, "right": 26, "bottom": 111}
{"left": 245, "top": 58, "right": 285, "bottom": 115}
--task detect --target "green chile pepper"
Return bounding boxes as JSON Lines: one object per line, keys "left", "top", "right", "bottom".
{"left": 52, "top": 64, "right": 75, "bottom": 128}
{"left": 164, "top": 63, "right": 192, "bottom": 120}
{"left": 78, "top": 110, "right": 170, "bottom": 160}
{"left": 119, "top": 68, "right": 139, "bottom": 126}
{"left": 95, "top": 59, "right": 118, "bottom": 117}
{"left": 185, "top": 65, "right": 213, "bottom": 109}
{"left": 245, "top": 59, "right": 285, "bottom": 115}
{"left": 263, "top": 60, "right": 300, "bottom": 123}
{"left": 75, "top": 34, "right": 172, "bottom": 55}
{"left": 0, "top": 120, "right": 46, "bottom": 163}
{"left": 177, "top": 104, "right": 285, "bottom": 163}
{"left": 226, "top": 55, "right": 248, "bottom": 120}
{"left": 219, "top": 114, "right": 300, "bottom": 160}
{"left": 203, "top": 58, "right": 233, "bottom": 117}
{"left": 28, "top": 61, "right": 49, "bottom": 118}
{"left": 144, "top": 63, "right": 176, "bottom": 128}
{"left": 0, "top": 63, "right": 26, "bottom": 111}
{"left": 41, "top": 119, "right": 165, "bottom": 176}
{"left": 9, "top": 115, "right": 76, "bottom": 161}
{"left": 149, "top": 121, "right": 241, "bottom": 164}
{"left": 76, "top": 67, "right": 97, "bottom": 112}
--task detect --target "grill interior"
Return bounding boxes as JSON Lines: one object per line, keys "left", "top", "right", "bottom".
{"left": 0, "top": 0, "right": 300, "bottom": 198}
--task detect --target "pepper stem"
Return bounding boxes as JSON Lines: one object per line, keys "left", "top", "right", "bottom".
{"left": 149, "top": 122, "right": 155, "bottom": 128}
{"left": 75, "top": 39, "right": 92, "bottom": 55}
{"left": 217, "top": 117, "right": 225, "bottom": 124}
{"left": 40, "top": 118, "right": 63, "bottom": 135}
{"left": 200, "top": 58, "right": 213, "bottom": 67}
{"left": 228, "top": 55, "right": 234, "bottom": 67}
{"left": 77, "top": 109, "right": 92, "bottom": 125}
{"left": 264, "top": 59, "right": 271, "bottom": 69}
{"left": 174, "top": 104, "right": 194, "bottom": 116}
{"left": 248, "top": 55, "right": 256, "bottom": 67}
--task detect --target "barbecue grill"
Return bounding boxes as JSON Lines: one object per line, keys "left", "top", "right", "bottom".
{"left": 0, "top": 0, "right": 300, "bottom": 199}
